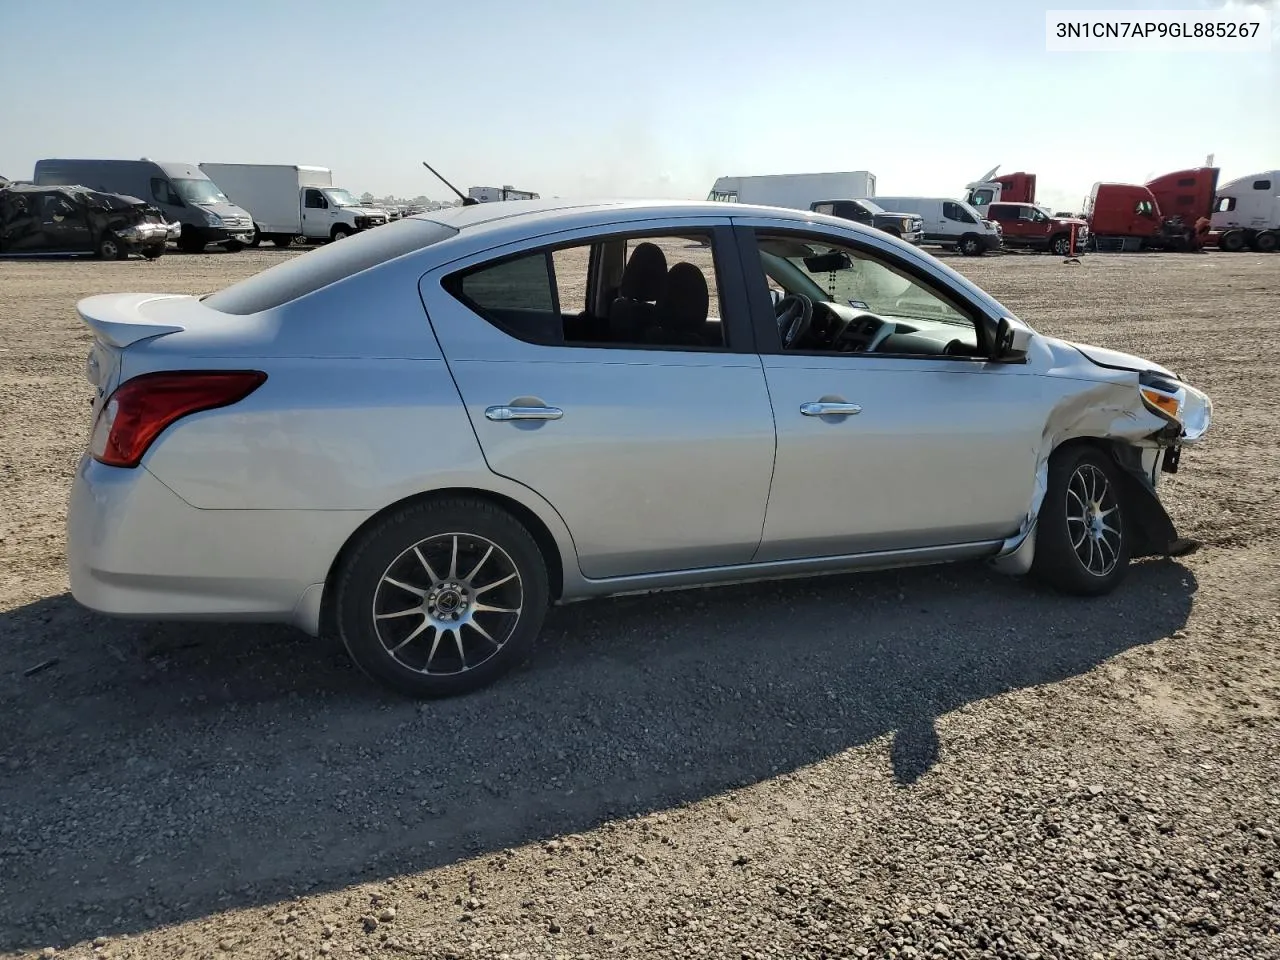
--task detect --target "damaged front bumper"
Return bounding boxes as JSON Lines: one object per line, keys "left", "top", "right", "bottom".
{"left": 990, "top": 354, "right": 1213, "bottom": 576}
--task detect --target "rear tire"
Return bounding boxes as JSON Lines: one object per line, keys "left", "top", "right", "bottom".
{"left": 334, "top": 497, "right": 550, "bottom": 699}
{"left": 1032, "top": 445, "right": 1131, "bottom": 596}
{"left": 1252, "top": 231, "right": 1277, "bottom": 253}
{"left": 141, "top": 244, "right": 164, "bottom": 260}
{"left": 272, "top": 236, "right": 294, "bottom": 248}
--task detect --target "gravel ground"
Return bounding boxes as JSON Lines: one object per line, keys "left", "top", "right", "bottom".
{"left": 0, "top": 246, "right": 1277, "bottom": 959}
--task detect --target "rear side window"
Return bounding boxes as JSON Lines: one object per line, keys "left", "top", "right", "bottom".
{"left": 446, "top": 230, "right": 729, "bottom": 351}
{"left": 1254, "top": 179, "right": 1273, "bottom": 190}
{"left": 458, "top": 252, "right": 557, "bottom": 314}
{"left": 202, "top": 217, "right": 457, "bottom": 315}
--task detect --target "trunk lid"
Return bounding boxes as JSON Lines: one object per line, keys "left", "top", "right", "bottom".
{"left": 78, "top": 293, "right": 190, "bottom": 419}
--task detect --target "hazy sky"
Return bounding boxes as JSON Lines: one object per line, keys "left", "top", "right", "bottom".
{"left": 1, "top": 0, "right": 1275, "bottom": 213}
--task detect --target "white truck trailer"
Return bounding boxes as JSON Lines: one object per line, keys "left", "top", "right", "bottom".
{"left": 706, "top": 171, "right": 877, "bottom": 209}
{"left": 1211, "top": 170, "right": 1279, "bottom": 252}
{"left": 198, "top": 163, "right": 388, "bottom": 247}
{"left": 467, "top": 185, "right": 540, "bottom": 202}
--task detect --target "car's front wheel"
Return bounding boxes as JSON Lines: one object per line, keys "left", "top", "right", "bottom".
{"left": 1032, "top": 445, "right": 1131, "bottom": 595}
{"left": 334, "top": 497, "right": 549, "bottom": 698}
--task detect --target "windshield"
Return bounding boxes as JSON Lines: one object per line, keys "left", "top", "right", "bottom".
{"left": 859, "top": 199, "right": 886, "bottom": 215}
{"left": 758, "top": 237, "right": 971, "bottom": 327}
{"left": 324, "top": 188, "right": 361, "bottom": 207}
{"left": 172, "top": 178, "right": 228, "bottom": 205}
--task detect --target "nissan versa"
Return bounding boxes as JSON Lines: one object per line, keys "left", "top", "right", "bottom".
{"left": 66, "top": 199, "right": 1212, "bottom": 698}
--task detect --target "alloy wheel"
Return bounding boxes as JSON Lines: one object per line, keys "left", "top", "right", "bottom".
{"left": 372, "top": 532, "right": 523, "bottom": 675}
{"left": 1065, "top": 463, "right": 1122, "bottom": 577}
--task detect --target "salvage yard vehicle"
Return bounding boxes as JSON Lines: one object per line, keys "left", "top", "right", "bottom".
{"left": 869, "top": 196, "right": 1003, "bottom": 255}
{"left": 66, "top": 199, "right": 1212, "bottom": 699}
{"left": 1210, "top": 170, "right": 1279, "bottom": 252}
{"left": 34, "top": 159, "right": 254, "bottom": 253}
{"left": 984, "top": 202, "right": 1088, "bottom": 255}
{"left": 198, "top": 163, "right": 388, "bottom": 247}
{"left": 0, "top": 184, "right": 170, "bottom": 260}
{"left": 809, "top": 198, "right": 925, "bottom": 244}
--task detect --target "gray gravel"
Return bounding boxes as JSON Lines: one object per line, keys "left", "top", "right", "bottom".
{"left": 0, "top": 250, "right": 1277, "bottom": 959}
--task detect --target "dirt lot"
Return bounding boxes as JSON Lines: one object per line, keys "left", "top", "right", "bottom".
{"left": 1, "top": 247, "right": 1277, "bottom": 959}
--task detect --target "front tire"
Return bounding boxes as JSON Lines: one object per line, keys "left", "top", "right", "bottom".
{"left": 1050, "top": 233, "right": 1072, "bottom": 256}
{"left": 1032, "top": 445, "right": 1131, "bottom": 596}
{"left": 335, "top": 498, "right": 550, "bottom": 699}
{"left": 331, "top": 226, "right": 352, "bottom": 242}
{"left": 958, "top": 235, "right": 984, "bottom": 256}
{"left": 141, "top": 244, "right": 165, "bottom": 260}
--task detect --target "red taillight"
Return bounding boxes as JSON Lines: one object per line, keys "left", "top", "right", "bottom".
{"left": 90, "top": 370, "right": 267, "bottom": 468}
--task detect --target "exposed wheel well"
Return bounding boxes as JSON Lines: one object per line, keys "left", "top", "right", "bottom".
{"left": 318, "top": 488, "right": 566, "bottom": 637}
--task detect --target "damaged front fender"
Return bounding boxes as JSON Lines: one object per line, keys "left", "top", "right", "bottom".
{"left": 990, "top": 336, "right": 1206, "bottom": 575}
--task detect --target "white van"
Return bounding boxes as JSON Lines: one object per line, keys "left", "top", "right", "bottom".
{"left": 863, "top": 196, "right": 1002, "bottom": 255}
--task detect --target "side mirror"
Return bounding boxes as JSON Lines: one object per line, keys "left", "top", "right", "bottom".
{"left": 992, "top": 317, "right": 1029, "bottom": 362}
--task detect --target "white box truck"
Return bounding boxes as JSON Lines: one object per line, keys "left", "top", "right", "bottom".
{"left": 197, "top": 163, "right": 388, "bottom": 247}
{"left": 706, "top": 171, "right": 877, "bottom": 209}
{"left": 468, "top": 185, "right": 540, "bottom": 202}
{"left": 1211, "top": 170, "right": 1279, "bottom": 252}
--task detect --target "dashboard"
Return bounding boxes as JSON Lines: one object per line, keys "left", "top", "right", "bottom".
{"left": 781, "top": 298, "right": 978, "bottom": 357}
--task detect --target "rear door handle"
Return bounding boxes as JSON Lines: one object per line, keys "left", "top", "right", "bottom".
{"left": 800, "top": 401, "right": 862, "bottom": 417}
{"left": 484, "top": 405, "right": 564, "bottom": 422}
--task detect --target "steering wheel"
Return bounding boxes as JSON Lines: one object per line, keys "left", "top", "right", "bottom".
{"left": 775, "top": 293, "right": 814, "bottom": 349}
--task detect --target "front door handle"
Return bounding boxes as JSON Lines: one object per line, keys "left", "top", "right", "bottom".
{"left": 800, "top": 401, "right": 862, "bottom": 417}
{"left": 484, "top": 404, "right": 564, "bottom": 422}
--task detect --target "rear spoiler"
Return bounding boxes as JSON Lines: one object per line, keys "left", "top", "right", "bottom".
{"left": 76, "top": 293, "right": 188, "bottom": 348}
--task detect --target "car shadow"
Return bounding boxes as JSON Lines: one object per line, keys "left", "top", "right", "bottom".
{"left": 0, "top": 559, "right": 1196, "bottom": 950}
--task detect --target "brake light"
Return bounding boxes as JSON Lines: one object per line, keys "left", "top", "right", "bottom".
{"left": 90, "top": 371, "right": 267, "bottom": 468}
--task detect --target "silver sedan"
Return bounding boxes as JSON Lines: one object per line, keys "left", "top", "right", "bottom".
{"left": 67, "top": 199, "right": 1212, "bottom": 698}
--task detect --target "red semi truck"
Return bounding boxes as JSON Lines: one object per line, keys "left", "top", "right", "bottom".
{"left": 964, "top": 167, "right": 1037, "bottom": 209}
{"left": 1085, "top": 167, "right": 1219, "bottom": 251}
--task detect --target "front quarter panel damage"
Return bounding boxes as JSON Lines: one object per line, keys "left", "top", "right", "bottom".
{"left": 991, "top": 336, "right": 1198, "bottom": 575}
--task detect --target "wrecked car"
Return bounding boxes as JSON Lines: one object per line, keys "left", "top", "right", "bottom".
{"left": 0, "top": 184, "right": 171, "bottom": 260}
{"left": 65, "top": 199, "right": 1212, "bottom": 699}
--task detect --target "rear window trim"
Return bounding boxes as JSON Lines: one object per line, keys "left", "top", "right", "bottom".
{"left": 201, "top": 218, "right": 458, "bottom": 316}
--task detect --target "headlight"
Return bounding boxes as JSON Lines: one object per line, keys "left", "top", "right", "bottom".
{"left": 203, "top": 211, "right": 223, "bottom": 227}
{"left": 1139, "top": 371, "right": 1212, "bottom": 442}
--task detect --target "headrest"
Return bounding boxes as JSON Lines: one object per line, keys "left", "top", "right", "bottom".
{"left": 619, "top": 242, "right": 667, "bottom": 301}
{"left": 657, "top": 262, "right": 709, "bottom": 331}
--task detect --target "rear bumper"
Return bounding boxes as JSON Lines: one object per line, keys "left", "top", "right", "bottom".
{"left": 67, "top": 456, "right": 365, "bottom": 634}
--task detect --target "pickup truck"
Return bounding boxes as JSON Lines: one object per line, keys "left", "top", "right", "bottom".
{"left": 810, "top": 199, "right": 924, "bottom": 244}
{"left": 984, "top": 202, "right": 1087, "bottom": 255}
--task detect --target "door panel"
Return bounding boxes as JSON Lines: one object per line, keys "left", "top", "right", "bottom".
{"left": 757, "top": 355, "right": 1052, "bottom": 561}
{"left": 444, "top": 354, "right": 775, "bottom": 577}
{"left": 419, "top": 219, "right": 776, "bottom": 580}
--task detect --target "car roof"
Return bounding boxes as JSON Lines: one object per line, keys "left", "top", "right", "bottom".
{"left": 409, "top": 197, "right": 857, "bottom": 233}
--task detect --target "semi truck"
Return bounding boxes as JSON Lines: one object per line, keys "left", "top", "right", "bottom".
{"left": 706, "top": 171, "right": 877, "bottom": 208}
{"left": 197, "top": 163, "right": 388, "bottom": 247}
{"left": 964, "top": 166, "right": 1037, "bottom": 209}
{"left": 1210, "top": 170, "right": 1279, "bottom": 252}
{"left": 1085, "top": 167, "right": 1219, "bottom": 251}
